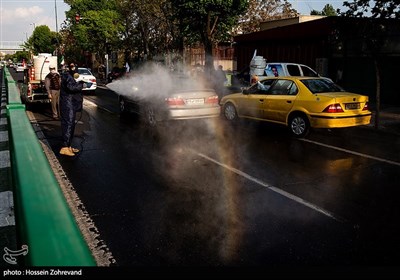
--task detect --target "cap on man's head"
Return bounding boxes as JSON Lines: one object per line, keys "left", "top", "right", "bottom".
{"left": 68, "top": 63, "right": 76, "bottom": 71}
{"left": 49, "top": 65, "right": 56, "bottom": 70}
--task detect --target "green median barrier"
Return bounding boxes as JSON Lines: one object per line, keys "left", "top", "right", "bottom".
{"left": 7, "top": 85, "right": 23, "bottom": 105}
{"left": 6, "top": 72, "right": 96, "bottom": 266}
{"left": 4, "top": 67, "right": 22, "bottom": 105}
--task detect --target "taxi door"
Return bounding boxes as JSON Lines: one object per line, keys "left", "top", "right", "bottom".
{"left": 238, "top": 80, "right": 273, "bottom": 119}
{"left": 263, "top": 79, "right": 298, "bottom": 123}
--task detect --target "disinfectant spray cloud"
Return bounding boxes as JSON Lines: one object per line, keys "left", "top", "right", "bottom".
{"left": 106, "top": 62, "right": 212, "bottom": 102}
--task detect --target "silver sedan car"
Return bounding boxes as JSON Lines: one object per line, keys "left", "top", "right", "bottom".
{"left": 115, "top": 74, "right": 220, "bottom": 126}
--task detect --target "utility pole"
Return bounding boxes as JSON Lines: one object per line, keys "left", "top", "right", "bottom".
{"left": 55, "top": 0, "right": 58, "bottom": 33}
{"left": 54, "top": 0, "right": 58, "bottom": 56}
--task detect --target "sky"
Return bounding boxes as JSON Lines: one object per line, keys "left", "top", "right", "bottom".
{"left": 0, "top": 0, "right": 70, "bottom": 43}
{"left": 0, "top": 0, "right": 346, "bottom": 43}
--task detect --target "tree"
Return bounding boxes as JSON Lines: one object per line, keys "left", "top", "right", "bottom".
{"left": 23, "top": 25, "right": 59, "bottom": 55}
{"left": 311, "top": 4, "right": 337, "bottom": 16}
{"left": 62, "top": 0, "right": 123, "bottom": 64}
{"left": 339, "top": 1, "right": 399, "bottom": 129}
{"left": 339, "top": 0, "right": 400, "bottom": 18}
{"left": 115, "top": 0, "right": 178, "bottom": 62}
{"left": 61, "top": 0, "right": 305, "bottom": 72}
{"left": 13, "top": 51, "right": 30, "bottom": 62}
{"left": 236, "top": 0, "right": 298, "bottom": 34}
{"left": 171, "top": 0, "right": 249, "bottom": 71}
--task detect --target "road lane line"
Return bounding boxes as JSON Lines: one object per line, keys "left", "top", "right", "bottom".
{"left": 195, "top": 152, "right": 345, "bottom": 222}
{"left": 299, "top": 138, "right": 400, "bottom": 167}
{"left": 0, "top": 191, "right": 15, "bottom": 227}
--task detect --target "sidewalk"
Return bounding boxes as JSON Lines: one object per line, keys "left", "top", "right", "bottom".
{"left": 366, "top": 107, "right": 400, "bottom": 135}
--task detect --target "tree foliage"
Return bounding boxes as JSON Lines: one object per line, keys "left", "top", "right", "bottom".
{"left": 311, "top": 4, "right": 337, "bottom": 16}
{"left": 115, "top": 0, "right": 177, "bottom": 61}
{"left": 338, "top": 0, "right": 399, "bottom": 129}
{"left": 24, "top": 25, "right": 59, "bottom": 55}
{"left": 9, "top": 51, "right": 30, "bottom": 62}
{"left": 62, "top": 0, "right": 122, "bottom": 63}
{"left": 237, "top": 0, "right": 298, "bottom": 34}
{"left": 339, "top": 0, "right": 400, "bottom": 18}
{"left": 171, "top": 0, "right": 249, "bottom": 69}
{"left": 58, "top": 0, "right": 304, "bottom": 67}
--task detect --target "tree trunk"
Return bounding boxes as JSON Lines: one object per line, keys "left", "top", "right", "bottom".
{"left": 374, "top": 58, "right": 380, "bottom": 130}
{"left": 204, "top": 38, "right": 215, "bottom": 83}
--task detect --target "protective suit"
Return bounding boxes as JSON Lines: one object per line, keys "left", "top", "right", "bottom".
{"left": 59, "top": 64, "right": 85, "bottom": 156}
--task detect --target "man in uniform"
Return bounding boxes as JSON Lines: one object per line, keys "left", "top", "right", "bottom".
{"left": 59, "top": 63, "right": 86, "bottom": 156}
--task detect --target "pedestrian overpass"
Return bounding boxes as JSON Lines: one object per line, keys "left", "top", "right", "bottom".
{"left": 0, "top": 41, "right": 25, "bottom": 54}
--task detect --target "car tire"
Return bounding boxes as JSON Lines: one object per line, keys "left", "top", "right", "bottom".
{"left": 119, "top": 97, "right": 128, "bottom": 115}
{"left": 141, "top": 105, "right": 158, "bottom": 127}
{"left": 289, "top": 113, "right": 310, "bottom": 138}
{"left": 223, "top": 102, "right": 238, "bottom": 122}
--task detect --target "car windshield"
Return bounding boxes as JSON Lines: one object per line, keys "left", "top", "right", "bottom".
{"left": 300, "top": 78, "right": 345, "bottom": 94}
{"left": 78, "top": 68, "right": 92, "bottom": 75}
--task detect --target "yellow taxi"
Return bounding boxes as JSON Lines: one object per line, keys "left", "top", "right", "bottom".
{"left": 220, "top": 76, "right": 372, "bottom": 137}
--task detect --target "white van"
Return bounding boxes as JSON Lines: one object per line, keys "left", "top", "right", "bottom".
{"left": 232, "top": 60, "right": 327, "bottom": 88}
{"left": 264, "top": 62, "right": 320, "bottom": 77}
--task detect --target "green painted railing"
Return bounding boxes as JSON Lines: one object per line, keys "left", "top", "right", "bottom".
{"left": 3, "top": 67, "right": 96, "bottom": 266}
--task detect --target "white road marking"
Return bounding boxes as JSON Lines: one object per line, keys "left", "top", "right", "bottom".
{"left": 195, "top": 152, "right": 344, "bottom": 222}
{"left": 300, "top": 138, "right": 400, "bottom": 167}
{"left": 0, "top": 131, "right": 8, "bottom": 142}
{"left": 0, "top": 150, "right": 10, "bottom": 169}
{"left": 0, "top": 191, "right": 15, "bottom": 227}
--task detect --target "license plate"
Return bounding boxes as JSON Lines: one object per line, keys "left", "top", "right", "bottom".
{"left": 185, "top": 98, "right": 204, "bottom": 105}
{"left": 345, "top": 103, "right": 360, "bottom": 110}
{"left": 86, "top": 82, "right": 93, "bottom": 88}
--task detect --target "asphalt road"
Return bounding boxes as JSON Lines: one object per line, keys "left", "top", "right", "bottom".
{"left": 10, "top": 71, "right": 400, "bottom": 276}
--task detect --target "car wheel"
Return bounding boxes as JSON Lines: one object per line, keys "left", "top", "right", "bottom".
{"left": 289, "top": 114, "right": 310, "bottom": 138}
{"left": 223, "top": 103, "right": 238, "bottom": 122}
{"left": 119, "top": 97, "right": 128, "bottom": 115}
{"left": 142, "top": 105, "right": 158, "bottom": 127}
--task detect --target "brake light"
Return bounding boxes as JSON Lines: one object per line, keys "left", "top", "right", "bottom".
{"left": 166, "top": 97, "right": 185, "bottom": 106}
{"left": 205, "top": 95, "right": 219, "bottom": 104}
{"left": 362, "top": 102, "right": 369, "bottom": 111}
{"left": 323, "top": 103, "right": 344, "bottom": 113}
{"left": 30, "top": 68, "right": 35, "bottom": 81}
{"left": 89, "top": 78, "right": 96, "bottom": 83}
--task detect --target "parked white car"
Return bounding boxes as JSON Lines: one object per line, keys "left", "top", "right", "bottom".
{"left": 15, "top": 63, "right": 26, "bottom": 72}
{"left": 77, "top": 67, "right": 97, "bottom": 93}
